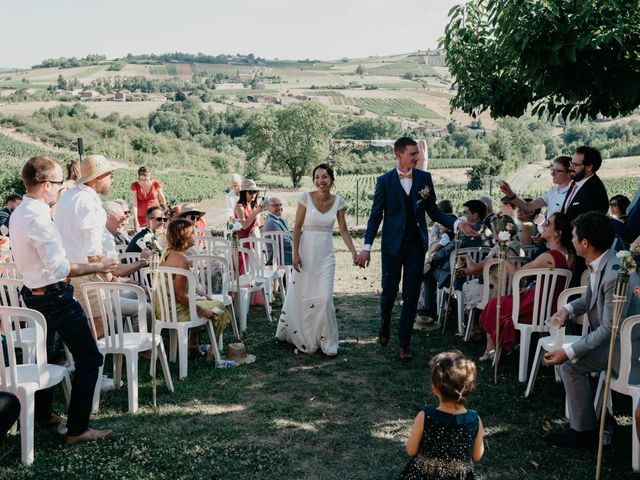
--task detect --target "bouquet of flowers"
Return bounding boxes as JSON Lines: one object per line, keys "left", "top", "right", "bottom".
{"left": 136, "top": 232, "right": 162, "bottom": 253}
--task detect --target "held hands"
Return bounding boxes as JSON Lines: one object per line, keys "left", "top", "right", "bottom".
{"left": 355, "top": 250, "right": 370, "bottom": 268}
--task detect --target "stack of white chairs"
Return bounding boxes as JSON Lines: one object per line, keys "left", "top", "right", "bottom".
{"left": 0, "top": 307, "right": 70, "bottom": 465}
{"left": 144, "top": 267, "right": 222, "bottom": 379}
{"left": 510, "top": 268, "right": 572, "bottom": 382}
{"left": 263, "top": 231, "right": 293, "bottom": 294}
{"left": 81, "top": 282, "right": 174, "bottom": 413}
{"left": 525, "top": 286, "right": 588, "bottom": 397}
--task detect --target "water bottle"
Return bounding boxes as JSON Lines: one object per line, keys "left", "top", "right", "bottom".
{"left": 214, "top": 360, "right": 235, "bottom": 368}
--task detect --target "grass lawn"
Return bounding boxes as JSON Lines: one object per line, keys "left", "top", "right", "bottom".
{"left": 0, "top": 241, "right": 636, "bottom": 479}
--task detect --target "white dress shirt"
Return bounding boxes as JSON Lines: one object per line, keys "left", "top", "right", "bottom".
{"left": 563, "top": 175, "right": 591, "bottom": 213}
{"left": 225, "top": 190, "right": 239, "bottom": 220}
{"left": 562, "top": 251, "right": 608, "bottom": 361}
{"left": 55, "top": 184, "right": 107, "bottom": 263}
{"left": 9, "top": 196, "right": 70, "bottom": 289}
{"left": 541, "top": 184, "right": 571, "bottom": 218}
{"left": 102, "top": 228, "right": 117, "bottom": 256}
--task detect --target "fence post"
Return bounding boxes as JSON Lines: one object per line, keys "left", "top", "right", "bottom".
{"left": 356, "top": 178, "right": 360, "bottom": 226}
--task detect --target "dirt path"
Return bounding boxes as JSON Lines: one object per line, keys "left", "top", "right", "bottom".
{"left": 506, "top": 160, "right": 550, "bottom": 191}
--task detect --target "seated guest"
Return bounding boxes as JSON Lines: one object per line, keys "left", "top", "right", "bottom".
{"left": 477, "top": 195, "right": 495, "bottom": 231}
{"left": 461, "top": 199, "right": 487, "bottom": 247}
{"left": 178, "top": 203, "right": 207, "bottom": 235}
{"left": 0, "top": 193, "right": 22, "bottom": 234}
{"left": 609, "top": 194, "right": 630, "bottom": 222}
{"left": 263, "top": 197, "right": 293, "bottom": 265}
{"left": 499, "top": 196, "right": 518, "bottom": 219}
{"left": 156, "top": 219, "right": 231, "bottom": 359}
{"left": 0, "top": 391, "right": 20, "bottom": 438}
{"left": 113, "top": 199, "right": 133, "bottom": 243}
{"left": 515, "top": 199, "right": 541, "bottom": 246}
{"left": 544, "top": 212, "right": 640, "bottom": 447}
{"left": 478, "top": 212, "right": 575, "bottom": 361}
{"left": 127, "top": 206, "right": 167, "bottom": 253}
{"left": 621, "top": 186, "right": 640, "bottom": 245}
{"left": 103, "top": 201, "right": 131, "bottom": 247}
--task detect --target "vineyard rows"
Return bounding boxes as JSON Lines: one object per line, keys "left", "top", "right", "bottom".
{"left": 365, "top": 62, "right": 439, "bottom": 78}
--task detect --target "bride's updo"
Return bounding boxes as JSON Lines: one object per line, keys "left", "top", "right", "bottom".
{"left": 312, "top": 163, "right": 335, "bottom": 189}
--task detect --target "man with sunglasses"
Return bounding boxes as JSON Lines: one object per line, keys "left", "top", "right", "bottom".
{"left": 127, "top": 206, "right": 167, "bottom": 253}
{"left": 500, "top": 155, "right": 573, "bottom": 219}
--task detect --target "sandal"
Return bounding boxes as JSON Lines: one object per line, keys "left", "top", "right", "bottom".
{"left": 479, "top": 350, "right": 495, "bottom": 362}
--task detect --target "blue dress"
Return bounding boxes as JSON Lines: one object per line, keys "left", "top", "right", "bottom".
{"left": 399, "top": 407, "right": 479, "bottom": 480}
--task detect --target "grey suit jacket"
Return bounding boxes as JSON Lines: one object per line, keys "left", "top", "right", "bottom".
{"left": 569, "top": 250, "right": 638, "bottom": 359}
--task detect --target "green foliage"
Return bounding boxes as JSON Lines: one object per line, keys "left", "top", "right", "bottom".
{"left": 441, "top": 1, "right": 640, "bottom": 120}
{"left": 247, "top": 102, "right": 335, "bottom": 187}
{"left": 33, "top": 54, "right": 106, "bottom": 69}
{"left": 334, "top": 116, "right": 403, "bottom": 140}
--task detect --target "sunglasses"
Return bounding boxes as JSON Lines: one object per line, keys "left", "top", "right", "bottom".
{"left": 152, "top": 217, "right": 168, "bottom": 223}
{"left": 186, "top": 214, "right": 201, "bottom": 220}
{"left": 38, "top": 179, "right": 64, "bottom": 185}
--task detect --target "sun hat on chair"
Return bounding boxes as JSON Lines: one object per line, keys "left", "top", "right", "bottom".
{"left": 77, "top": 155, "right": 119, "bottom": 184}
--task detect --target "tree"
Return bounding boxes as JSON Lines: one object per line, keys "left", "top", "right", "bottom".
{"left": 355, "top": 64, "right": 365, "bottom": 75}
{"left": 247, "top": 102, "right": 335, "bottom": 187}
{"left": 441, "top": 1, "right": 640, "bottom": 120}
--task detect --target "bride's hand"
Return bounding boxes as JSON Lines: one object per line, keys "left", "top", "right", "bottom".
{"left": 293, "top": 254, "right": 302, "bottom": 272}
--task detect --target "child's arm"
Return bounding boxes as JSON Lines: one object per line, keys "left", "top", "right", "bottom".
{"left": 471, "top": 416, "right": 485, "bottom": 462}
{"left": 405, "top": 411, "right": 425, "bottom": 456}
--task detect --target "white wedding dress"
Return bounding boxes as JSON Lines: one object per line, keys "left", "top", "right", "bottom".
{"left": 275, "top": 192, "right": 346, "bottom": 356}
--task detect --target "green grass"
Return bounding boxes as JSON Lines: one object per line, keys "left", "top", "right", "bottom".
{"left": 149, "top": 65, "right": 167, "bottom": 76}
{"left": 0, "top": 242, "right": 635, "bottom": 479}
{"left": 164, "top": 64, "right": 178, "bottom": 76}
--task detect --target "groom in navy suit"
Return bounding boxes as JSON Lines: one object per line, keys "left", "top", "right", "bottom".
{"left": 355, "top": 137, "right": 478, "bottom": 360}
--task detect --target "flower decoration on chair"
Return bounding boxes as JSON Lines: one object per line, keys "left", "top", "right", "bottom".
{"left": 136, "top": 232, "right": 162, "bottom": 253}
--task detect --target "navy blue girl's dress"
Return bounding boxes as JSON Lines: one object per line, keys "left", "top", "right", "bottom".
{"left": 399, "top": 407, "right": 479, "bottom": 480}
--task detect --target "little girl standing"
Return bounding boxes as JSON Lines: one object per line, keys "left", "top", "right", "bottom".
{"left": 399, "top": 351, "right": 484, "bottom": 480}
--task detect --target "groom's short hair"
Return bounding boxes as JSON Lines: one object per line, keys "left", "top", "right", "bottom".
{"left": 394, "top": 137, "right": 417, "bottom": 154}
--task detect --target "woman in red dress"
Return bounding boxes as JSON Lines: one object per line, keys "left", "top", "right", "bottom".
{"left": 233, "top": 179, "right": 264, "bottom": 274}
{"left": 479, "top": 212, "right": 575, "bottom": 361}
{"left": 131, "top": 166, "right": 166, "bottom": 231}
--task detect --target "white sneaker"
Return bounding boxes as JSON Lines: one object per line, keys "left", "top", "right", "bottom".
{"left": 100, "top": 375, "right": 123, "bottom": 392}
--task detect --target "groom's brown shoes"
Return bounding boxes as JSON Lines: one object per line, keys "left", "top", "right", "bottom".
{"left": 378, "top": 327, "right": 390, "bottom": 347}
{"left": 399, "top": 347, "right": 413, "bottom": 360}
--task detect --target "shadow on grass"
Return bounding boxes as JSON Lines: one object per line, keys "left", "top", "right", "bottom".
{"left": 0, "top": 290, "right": 637, "bottom": 479}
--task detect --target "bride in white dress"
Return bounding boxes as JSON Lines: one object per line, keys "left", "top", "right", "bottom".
{"left": 275, "top": 164, "right": 358, "bottom": 356}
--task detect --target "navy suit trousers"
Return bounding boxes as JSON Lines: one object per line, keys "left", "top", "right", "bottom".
{"left": 380, "top": 239, "right": 425, "bottom": 348}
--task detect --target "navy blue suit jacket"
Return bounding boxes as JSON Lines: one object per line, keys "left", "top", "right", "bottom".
{"left": 364, "top": 168, "right": 455, "bottom": 256}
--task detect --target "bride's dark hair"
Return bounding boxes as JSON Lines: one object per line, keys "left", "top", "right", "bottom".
{"left": 312, "top": 163, "right": 335, "bottom": 188}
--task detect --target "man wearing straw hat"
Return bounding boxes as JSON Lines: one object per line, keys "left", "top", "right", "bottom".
{"left": 55, "top": 155, "right": 119, "bottom": 384}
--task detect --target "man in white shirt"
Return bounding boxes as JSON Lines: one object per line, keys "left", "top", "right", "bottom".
{"left": 10, "top": 156, "right": 117, "bottom": 445}
{"left": 543, "top": 212, "right": 639, "bottom": 447}
{"left": 500, "top": 156, "right": 572, "bottom": 219}
{"left": 55, "top": 155, "right": 118, "bottom": 338}
{"left": 224, "top": 173, "right": 241, "bottom": 223}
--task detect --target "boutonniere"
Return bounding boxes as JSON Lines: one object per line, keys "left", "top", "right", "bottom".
{"left": 418, "top": 186, "right": 430, "bottom": 200}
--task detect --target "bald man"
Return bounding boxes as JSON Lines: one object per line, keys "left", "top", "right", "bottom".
{"left": 263, "top": 197, "right": 292, "bottom": 265}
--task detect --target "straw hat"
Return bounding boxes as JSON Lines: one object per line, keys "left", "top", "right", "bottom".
{"left": 178, "top": 203, "right": 206, "bottom": 217}
{"left": 240, "top": 178, "right": 260, "bottom": 192}
{"left": 77, "top": 155, "right": 119, "bottom": 184}
{"left": 223, "top": 342, "right": 256, "bottom": 366}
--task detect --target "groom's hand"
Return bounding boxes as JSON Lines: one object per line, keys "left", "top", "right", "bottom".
{"left": 355, "top": 250, "right": 370, "bottom": 268}
{"left": 458, "top": 221, "right": 480, "bottom": 237}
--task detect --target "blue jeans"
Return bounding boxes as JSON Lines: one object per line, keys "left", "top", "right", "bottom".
{"left": 21, "top": 284, "right": 103, "bottom": 436}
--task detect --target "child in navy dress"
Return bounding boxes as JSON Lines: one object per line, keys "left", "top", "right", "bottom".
{"left": 399, "top": 351, "right": 484, "bottom": 480}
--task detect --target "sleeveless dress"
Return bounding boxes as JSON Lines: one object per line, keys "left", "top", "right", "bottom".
{"left": 131, "top": 180, "right": 162, "bottom": 228}
{"left": 399, "top": 407, "right": 479, "bottom": 480}
{"left": 479, "top": 249, "right": 571, "bottom": 350}
{"left": 275, "top": 192, "right": 346, "bottom": 356}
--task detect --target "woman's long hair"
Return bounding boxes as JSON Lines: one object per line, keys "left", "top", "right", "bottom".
{"left": 549, "top": 212, "right": 576, "bottom": 264}
{"left": 166, "top": 218, "right": 193, "bottom": 253}
{"left": 237, "top": 190, "right": 257, "bottom": 209}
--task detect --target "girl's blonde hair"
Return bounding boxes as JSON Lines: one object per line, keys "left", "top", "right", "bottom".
{"left": 430, "top": 351, "right": 476, "bottom": 405}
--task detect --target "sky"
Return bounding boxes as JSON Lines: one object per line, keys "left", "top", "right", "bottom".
{"left": 1, "top": 0, "right": 461, "bottom": 68}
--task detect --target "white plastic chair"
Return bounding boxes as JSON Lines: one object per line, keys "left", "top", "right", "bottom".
{"left": 116, "top": 244, "right": 128, "bottom": 255}
{"left": 236, "top": 247, "right": 273, "bottom": 332}
{"left": 196, "top": 236, "right": 231, "bottom": 257}
{"left": 118, "top": 252, "right": 145, "bottom": 285}
{"left": 0, "top": 262, "right": 21, "bottom": 280}
{"left": 437, "top": 247, "right": 491, "bottom": 334}
{"left": 463, "top": 257, "right": 528, "bottom": 342}
{"left": 0, "top": 306, "right": 70, "bottom": 465}
{"left": 511, "top": 268, "right": 572, "bottom": 382}
{"left": 143, "top": 266, "right": 222, "bottom": 379}
{"left": 525, "top": 286, "right": 588, "bottom": 397}
{"left": 81, "top": 282, "right": 174, "bottom": 413}
{"left": 0, "top": 278, "right": 35, "bottom": 363}
{"left": 240, "top": 237, "right": 284, "bottom": 301}
{"left": 188, "top": 254, "right": 240, "bottom": 341}
{"left": 522, "top": 245, "right": 538, "bottom": 259}
{"left": 263, "top": 231, "right": 293, "bottom": 294}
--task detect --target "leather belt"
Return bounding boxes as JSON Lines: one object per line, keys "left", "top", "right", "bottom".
{"left": 25, "top": 280, "right": 69, "bottom": 296}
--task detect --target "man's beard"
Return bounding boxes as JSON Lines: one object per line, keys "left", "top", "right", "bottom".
{"left": 572, "top": 169, "right": 586, "bottom": 182}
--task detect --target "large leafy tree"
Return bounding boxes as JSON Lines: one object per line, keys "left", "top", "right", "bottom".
{"left": 440, "top": 1, "right": 640, "bottom": 120}
{"left": 247, "top": 102, "right": 335, "bottom": 187}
